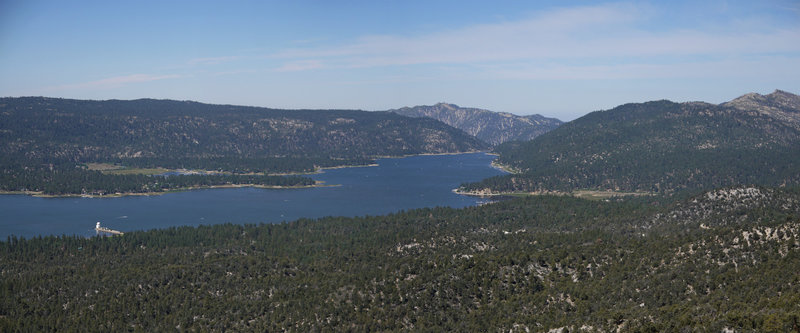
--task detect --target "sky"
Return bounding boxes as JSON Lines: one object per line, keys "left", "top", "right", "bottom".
{"left": 1, "top": 0, "right": 798, "bottom": 120}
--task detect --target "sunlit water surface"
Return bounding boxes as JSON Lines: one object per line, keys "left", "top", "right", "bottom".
{"left": 0, "top": 153, "right": 505, "bottom": 239}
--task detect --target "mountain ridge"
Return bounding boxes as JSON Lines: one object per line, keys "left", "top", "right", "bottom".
{"left": 0, "top": 97, "right": 488, "bottom": 195}
{"left": 459, "top": 90, "right": 800, "bottom": 194}
{"left": 721, "top": 89, "right": 800, "bottom": 129}
{"left": 390, "top": 102, "right": 562, "bottom": 145}
{"left": 0, "top": 97, "right": 487, "bottom": 164}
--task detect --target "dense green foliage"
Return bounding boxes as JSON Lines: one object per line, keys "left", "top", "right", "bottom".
{"left": 4, "top": 93, "right": 800, "bottom": 330}
{"left": 0, "top": 97, "right": 485, "bottom": 162}
{"left": 106, "top": 156, "right": 373, "bottom": 175}
{"left": 461, "top": 96, "right": 800, "bottom": 194}
{"left": 0, "top": 161, "right": 314, "bottom": 195}
{"left": 0, "top": 97, "right": 485, "bottom": 194}
{"left": 2, "top": 187, "right": 799, "bottom": 331}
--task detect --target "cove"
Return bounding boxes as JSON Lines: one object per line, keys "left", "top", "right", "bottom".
{"left": 0, "top": 152, "right": 505, "bottom": 239}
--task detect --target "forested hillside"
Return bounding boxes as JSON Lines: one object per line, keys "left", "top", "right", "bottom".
{"left": 460, "top": 90, "right": 800, "bottom": 194}
{"left": 2, "top": 186, "right": 799, "bottom": 331}
{"left": 0, "top": 97, "right": 486, "bottom": 165}
{"left": 392, "top": 102, "right": 562, "bottom": 145}
{"left": 0, "top": 97, "right": 486, "bottom": 195}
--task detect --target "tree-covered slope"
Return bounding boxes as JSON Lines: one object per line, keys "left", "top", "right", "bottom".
{"left": 0, "top": 97, "right": 486, "bottom": 164}
{"left": 2, "top": 186, "right": 799, "bottom": 331}
{"left": 391, "top": 102, "right": 562, "bottom": 145}
{"left": 460, "top": 90, "right": 800, "bottom": 194}
{"left": 0, "top": 97, "right": 487, "bottom": 195}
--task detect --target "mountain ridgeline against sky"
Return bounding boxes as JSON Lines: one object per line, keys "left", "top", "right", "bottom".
{"left": 0, "top": 97, "right": 487, "bottom": 164}
{"left": 460, "top": 90, "right": 800, "bottom": 194}
{"left": 391, "top": 103, "right": 562, "bottom": 145}
{"left": 3, "top": 92, "right": 800, "bottom": 331}
{"left": 0, "top": 97, "right": 487, "bottom": 195}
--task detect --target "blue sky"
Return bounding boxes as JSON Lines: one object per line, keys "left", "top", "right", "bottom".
{"left": 1, "top": 0, "right": 798, "bottom": 120}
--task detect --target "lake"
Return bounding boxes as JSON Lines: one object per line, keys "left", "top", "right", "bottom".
{"left": 0, "top": 152, "right": 505, "bottom": 239}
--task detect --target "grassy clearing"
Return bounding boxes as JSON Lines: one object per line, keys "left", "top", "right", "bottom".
{"left": 457, "top": 189, "right": 653, "bottom": 201}
{"left": 86, "top": 162, "right": 168, "bottom": 175}
{"left": 102, "top": 167, "right": 169, "bottom": 175}
{"left": 572, "top": 190, "right": 653, "bottom": 200}
{"left": 85, "top": 163, "right": 123, "bottom": 171}
{"left": 490, "top": 160, "right": 521, "bottom": 174}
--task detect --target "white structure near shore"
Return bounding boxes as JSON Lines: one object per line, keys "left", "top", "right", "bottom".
{"left": 95, "top": 222, "right": 124, "bottom": 235}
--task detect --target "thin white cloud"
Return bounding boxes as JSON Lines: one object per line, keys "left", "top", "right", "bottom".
{"left": 275, "top": 60, "right": 325, "bottom": 72}
{"left": 211, "top": 69, "right": 260, "bottom": 76}
{"left": 270, "top": 3, "right": 800, "bottom": 76}
{"left": 188, "top": 56, "right": 243, "bottom": 66}
{"left": 273, "top": 3, "right": 642, "bottom": 61}
{"left": 50, "top": 74, "right": 181, "bottom": 91}
{"left": 483, "top": 56, "right": 800, "bottom": 81}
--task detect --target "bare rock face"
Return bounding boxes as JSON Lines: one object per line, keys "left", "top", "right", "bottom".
{"left": 647, "top": 185, "right": 800, "bottom": 230}
{"left": 391, "top": 103, "right": 562, "bottom": 146}
{"left": 722, "top": 90, "right": 800, "bottom": 129}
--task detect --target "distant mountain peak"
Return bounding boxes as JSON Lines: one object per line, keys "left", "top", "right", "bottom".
{"left": 724, "top": 89, "right": 799, "bottom": 106}
{"left": 770, "top": 89, "right": 795, "bottom": 97}
{"left": 767, "top": 89, "right": 800, "bottom": 106}
{"left": 722, "top": 90, "right": 800, "bottom": 128}
{"left": 682, "top": 101, "right": 716, "bottom": 108}
{"left": 391, "top": 103, "right": 562, "bottom": 145}
{"left": 461, "top": 90, "right": 800, "bottom": 194}
{"left": 435, "top": 102, "right": 459, "bottom": 110}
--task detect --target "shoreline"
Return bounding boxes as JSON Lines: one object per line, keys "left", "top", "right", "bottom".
{"left": 2, "top": 150, "right": 492, "bottom": 198}
{"left": 272, "top": 150, "right": 490, "bottom": 176}
{"left": 453, "top": 188, "right": 653, "bottom": 200}
{"left": 372, "top": 149, "right": 488, "bottom": 159}
{"left": 269, "top": 163, "right": 380, "bottom": 176}
{"left": 489, "top": 160, "right": 519, "bottom": 174}
{"left": 0, "top": 182, "right": 337, "bottom": 199}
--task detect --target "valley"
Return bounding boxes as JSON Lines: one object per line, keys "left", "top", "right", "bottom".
{"left": 3, "top": 1, "right": 797, "bottom": 331}
{"left": 2, "top": 91, "right": 800, "bottom": 331}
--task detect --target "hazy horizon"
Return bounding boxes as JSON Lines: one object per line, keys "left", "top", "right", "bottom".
{"left": 1, "top": 0, "right": 798, "bottom": 121}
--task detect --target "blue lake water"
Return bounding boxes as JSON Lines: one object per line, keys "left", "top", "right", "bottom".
{"left": 0, "top": 152, "right": 504, "bottom": 239}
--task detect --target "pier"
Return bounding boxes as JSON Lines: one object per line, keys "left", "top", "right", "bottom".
{"left": 95, "top": 222, "right": 124, "bottom": 235}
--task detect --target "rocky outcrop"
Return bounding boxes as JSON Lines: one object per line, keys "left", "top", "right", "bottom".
{"left": 391, "top": 103, "right": 562, "bottom": 145}
{"left": 721, "top": 90, "right": 800, "bottom": 129}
